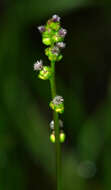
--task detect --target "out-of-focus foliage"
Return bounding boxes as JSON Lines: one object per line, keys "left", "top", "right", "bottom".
{"left": 0, "top": 0, "right": 111, "bottom": 189}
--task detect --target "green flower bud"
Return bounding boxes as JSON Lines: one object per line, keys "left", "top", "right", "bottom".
{"left": 48, "top": 54, "right": 58, "bottom": 62}
{"left": 56, "top": 54, "right": 63, "bottom": 62}
{"left": 52, "top": 32, "right": 63, "bottom": 43}
{"left": 42, "top": 30, "right": 50, "bottom": 36}
{"left": 45, "top": 48, "right": 57, "bottom": 61}
{"left": 46, "top": 19, "right": 60, "bottom": 31}
{"left": 50, "top": 131, "right": 66, "bottom": 143}
{"left": 42, "top": 37, "right": 52, "bottom": 45}
{"left": 60, "top": 131, "right": 66, "bottom": 143}
{"left": 49, "top": 22, "right": 60, "bottom": 31}
{"left": 38, "top": 66, "right": 52, "bottom": 80}
{"left": 50, "top": 119, "right": 63, "bottom": 130}
{"left": 50, "top": 133, "right": 55, "bottom": 143}
{"left": 45, "top": 47, "right": 51, "bottom": 56}
{"left": 45, "top": 47, "right": 62, "bottom": 62}
{"left": 49, "top": 101, "right": 64, "bottom": 114}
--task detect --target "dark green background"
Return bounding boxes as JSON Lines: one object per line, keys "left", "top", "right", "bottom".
{"left": 0, "top": 0, "right": 111, "bottom": 189}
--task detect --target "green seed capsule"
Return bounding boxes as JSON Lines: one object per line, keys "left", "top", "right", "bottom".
{"left": 38, "top": 66, "right": 52, "bottom": 80}
{"left": 48, "top": 54, "right": 58, "bottom": 62}
{"left": 50, "top": 133, "right": 55, "bottom": 143}
{"left": 60, "top": 132, "right": 66, "bottom": 143}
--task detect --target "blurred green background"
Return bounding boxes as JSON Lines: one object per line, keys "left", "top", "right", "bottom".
{"left": 0, "top": 0, "right": 111, "bottom": 189}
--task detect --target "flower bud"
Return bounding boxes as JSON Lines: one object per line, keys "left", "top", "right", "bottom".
{"left": 60, "top": 131, "right": 66, "bottom": 143}
{"left": 52, "top": 33, "right": 63, "bottom": 43}
{"left": 38, "top": 66, "right": 52, "bottom": 80}
{"left": 47, "top": 19, "right": 60, "bottom": 31}
{"left": 50, "top": 132, "right": 55, "bottom": 143}
{"left": 50, "top": 120, "right": 63, "bottom": 130}
{"left": 50, "top": 120, "right": 54, "bottom": 130}
{"left": 56, "top": 54, "right": 63, "bottom": 62}
{"left": 45, "top": 47, "right": 62, "bottom": 62}
{"left": 42, "top": 37, "right": 51, "bottom": 45}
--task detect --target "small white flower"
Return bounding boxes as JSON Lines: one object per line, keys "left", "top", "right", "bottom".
{"left": 59, "top": 28, "right": 67, "bottom": 37}
{"left": 50, "top": 120, "right": 63, "bottom": 130}
{"left": 34, "top": 60, "right": 43, "bottom": 71}
{"left": 50, "top": 120, "right": 54, "bottom": 130}
{"left": 52, "top": 95, "right": 64, "bottom": 105}
{"left": 38, "top": 25, "right": 45, "bottom": 33}
{"left": 52, "top": 15, "right": 61, "bottom": 22}
{"left": 56, "top": 42, "right": 66, "bottom": 49}
{"left": 52, "top": 46, "right": 60, "bottom": 55}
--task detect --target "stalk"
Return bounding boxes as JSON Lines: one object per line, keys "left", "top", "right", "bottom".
{"left": 50, "top": 61, "right": 61, "bottom": 190}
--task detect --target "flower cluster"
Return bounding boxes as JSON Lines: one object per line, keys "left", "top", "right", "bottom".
{"left": 34, "top": 60, "right": 52, "bottom": 80}
{"left": 34, "top": 15, "right": 67, "bottom": 81}
{"left": 34, "top": 15, "right": 67, "bottom": 143}
{"left": 38, "top": 14, "right": 67, "bottom": 62}
{"left": 50, "top": 95, "right": 64, "bottom": 114}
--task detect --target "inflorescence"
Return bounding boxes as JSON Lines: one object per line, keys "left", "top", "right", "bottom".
{"left": 34, "top": 14, "right": 67, "bottom": 143}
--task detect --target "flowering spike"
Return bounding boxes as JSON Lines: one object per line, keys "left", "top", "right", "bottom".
{"left": 34, "top": 15, "right": 67, "bottom": 186}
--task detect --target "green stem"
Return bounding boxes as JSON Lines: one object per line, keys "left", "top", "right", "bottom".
{"left": 50, "top": 61, "right": 61, "bottom": 190}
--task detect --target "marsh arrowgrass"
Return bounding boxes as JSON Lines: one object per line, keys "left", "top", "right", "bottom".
{"left": 34, "top": 14, "right": 67, "bottom": 190}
